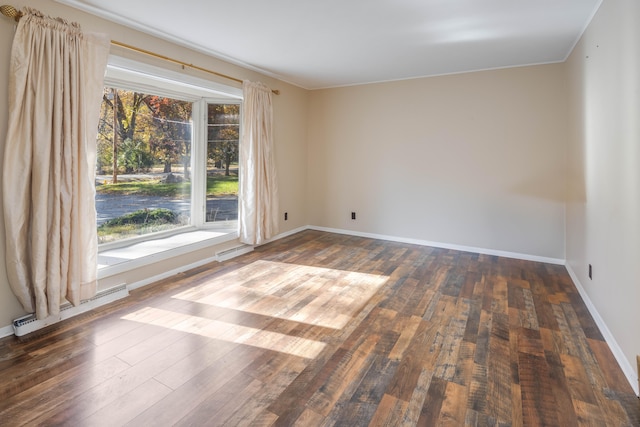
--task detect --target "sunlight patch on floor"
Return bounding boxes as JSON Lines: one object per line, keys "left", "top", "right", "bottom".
{"left": 170, "top": 260, "right": 389, "bottom": 330}
{"left": 121, "top": 306, "right": 326, "bottom": 359}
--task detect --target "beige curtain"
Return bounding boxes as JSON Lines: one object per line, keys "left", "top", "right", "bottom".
{"left": 2, "top": 8, "right": 110, "bottom": 319}
{"left": 238, "top": 81, "right": 279, "bottom": 245}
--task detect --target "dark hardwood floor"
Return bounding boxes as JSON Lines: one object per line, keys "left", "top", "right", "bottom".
{"left": 0, "top": 230, "right": 638, "bottom": 426}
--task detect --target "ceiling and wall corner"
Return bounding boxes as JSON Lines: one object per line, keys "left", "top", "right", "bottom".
{"left": 53, "top": 0, "right": 603, "bottom": 89}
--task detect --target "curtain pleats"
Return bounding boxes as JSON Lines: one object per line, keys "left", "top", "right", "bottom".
{"left": 2, "top": 8, "right": 110, "bottom": 319}
{"left": 238, "top": 81, "right": 279, "bottom": 245}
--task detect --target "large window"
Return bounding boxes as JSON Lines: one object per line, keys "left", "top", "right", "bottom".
{"left": 96, "top": 57, "right": 242, "bottom": 246}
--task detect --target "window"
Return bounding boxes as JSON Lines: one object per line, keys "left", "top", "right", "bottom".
{"left": 96, "top": 88, "right": 193, "bottom": 243}
{"left": 206, "top": 103, "right": 240, "bottom": 223}
{"left": 96, "top": 57, "right": 242, "bottom": 247}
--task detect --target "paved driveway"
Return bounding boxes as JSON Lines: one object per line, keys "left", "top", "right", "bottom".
{"left": 95, "top": 194, "right": 237, "bottom": 225}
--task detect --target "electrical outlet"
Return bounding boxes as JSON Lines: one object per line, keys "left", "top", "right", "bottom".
{"left": 351, "top": 212, "right": 356, "bottom": 220}
{"left": 284, "top": 212, "right": 288, "bottom": 221}
{"left": 589, "top": 264, "right": 592, "bottom": 280}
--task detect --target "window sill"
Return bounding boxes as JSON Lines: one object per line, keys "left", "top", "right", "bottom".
{"left": 97, "top": 228, "right": 238, "bottom": 279}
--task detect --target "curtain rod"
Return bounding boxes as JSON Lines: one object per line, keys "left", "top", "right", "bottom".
{"left": 0, "top": 4, "right": 280, "bottom": 95}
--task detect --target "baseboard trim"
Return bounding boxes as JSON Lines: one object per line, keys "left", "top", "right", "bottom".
{"left": 98, "top": 230, "right": 238, "bottom": 280}
{"left": 11, "top": 285, "right": 129, "bottom": 337}
{"left": 0, "top": 324, "right": 14, "bottom": 339}
{"left": 308, "top": 226, "right": 565, "bottom": 265}
{"left": 127, "top": 254, "right": 219, "bottom": 291}
{"left": 565, "top": 264, "right": 639, "bottom": 396}
{"left": 114, "top": 227, "right": 311, "bottom": 293}
{"left": 261, "top": 226, "right": 310, "bottom": 245}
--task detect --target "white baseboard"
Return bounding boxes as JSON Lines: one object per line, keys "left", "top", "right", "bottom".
{"left": 565, "top": 264, "right": 639, "bottom": 396}
{"left": 127, "top": 254, "right": 220, "bottom": 291}
{"left": 308, "top": 226, "right": 566, "bottom": 265}
{"left": 98, "top": 230, "right": 238, "bottom": 280}
{"left": 11, "top": 285, "right": 129, "bottom": 337}
{"left": 216, "top": 244, "right": 254, "bottom": 262}
{"left": 259, "top": 225, "right": 309, "bottom": 245}
{"left": 0, "top": 324, "right": 14, "bottom": 339}
{"left": 112, "top": 227, "right": 310, "bottom": 292}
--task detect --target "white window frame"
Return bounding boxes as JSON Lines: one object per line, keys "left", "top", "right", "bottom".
{"left": 193, "top": 97, "right": 243, "bottom": 228}
{"left": 98, "top": 56, "right": 243, "bottom": 252}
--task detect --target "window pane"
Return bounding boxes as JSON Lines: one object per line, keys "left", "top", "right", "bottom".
{"left": 96, "top": 88, "right": 193, "bottom": 243}
{"left": 206, "top": 103, "right": 239, "bottom": 223}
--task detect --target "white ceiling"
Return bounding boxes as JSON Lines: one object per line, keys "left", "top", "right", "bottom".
{"left": 56, "top": 0, "right": 602, "bottom": 90}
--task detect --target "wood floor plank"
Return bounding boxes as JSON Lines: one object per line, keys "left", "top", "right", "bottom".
{"left": 561, "top": 353, "right": 598, "bottom": 405}
{"left": 518, "top": 351, "right": 561, "bottom": 426}
{"left": 367, "top": 393, "right": 408, "bottom": 426}
{"left": 467, "top": 363, "right": 488, "bottom": 415}
{"left": 126, "top": 344, "right": 263, "bottom": 426}
{"left": 292, "top": 407, "right": 325, "bottom": 427}
{"left": 545, "top": 350, "right": 579, "bottom": 427}
{"left": 511, "top": 383, "right": 524, "bottom": 427}
{"left": 268, "top": 346, "right": 347, "bottom": 426}
{"left": 437, "top": 380, "right": 468, "bottom": 425}
{"left": 307, "top": 333, "right": 379, "bottom": 416}
{"left": 587, "top": 337, "right": 636, "bottom": 394}
{"left": 452, "top": 340, "right": 475, "bottom": 387}
{"left": 417, "top": 376, "right": 448, "bottom": 426}
{"left": 574, "top": 399, "right": 607, "bottom": 426}
{"left": 462, "top": 298, "right": 482, "bottom": 344}
{"left": 0, "top": 230, "right": 637, "bottom": 426}
{"left": 180, "top": 375, "right": 264, "bottom": 427}
{"left": 80, "top": 378, "right": 172, "bottom": 427}
{"left": 433, "top": 298, "right": 469, "bottom": 381}
{"left": 399, "top": 368, "right": 432, "bottom": 425}
{"left": 388, "top": 315, "right": 422, "bottom": 361}
{"left": 0, "top": 356, "right": 130, "bottom": 425}
{"left": 486, "top": 312, "right": 512, "bottom": 424}
{"left": 350, "top": 355, "right": 399, "bottom": 406}
{"left": 386, "top": 298, "right": 452, "bottom": 402}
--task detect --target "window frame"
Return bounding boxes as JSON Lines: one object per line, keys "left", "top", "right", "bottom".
{"left": 98, "top": 56, "right": 243, "bottom": 252}
{"left": 201, "top": 100, "right": 243, "bottom": 226}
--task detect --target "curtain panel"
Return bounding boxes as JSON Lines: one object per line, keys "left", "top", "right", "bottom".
{"left": 2, "top": 8, "right": 110, "bottom": 319}
{"left": 238, "top": 81, "right": 279, "bottom": 245}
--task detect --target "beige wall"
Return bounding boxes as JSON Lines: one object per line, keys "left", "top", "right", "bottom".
{"left": 0, "top": 0, "right": 309, "bottom": 328}
{"left": 307, "top": 65, "right": 568, "bottom": 259}
{"left": 565, "top": 0, "right": 640, "bottom": 380}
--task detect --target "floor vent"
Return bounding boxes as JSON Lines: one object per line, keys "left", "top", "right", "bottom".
{"left": 12, "top": 284, "right": 128, "bottom": 337}
{"left": 216, "top": 245, "right": 253, "bottom": 262}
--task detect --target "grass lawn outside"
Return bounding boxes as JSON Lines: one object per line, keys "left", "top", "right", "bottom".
{"left": 96, "top": 174, "right": 238, "bottom": 198}
{"left": 96, "top": 173, "right": 238, "bottom": 243}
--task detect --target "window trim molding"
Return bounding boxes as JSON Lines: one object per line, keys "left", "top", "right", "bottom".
{"left": 105, "top": 55, "right": 243, "bottom": 100}
{"left": 97, "top": 229, "right": 240, "bottom": 280}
